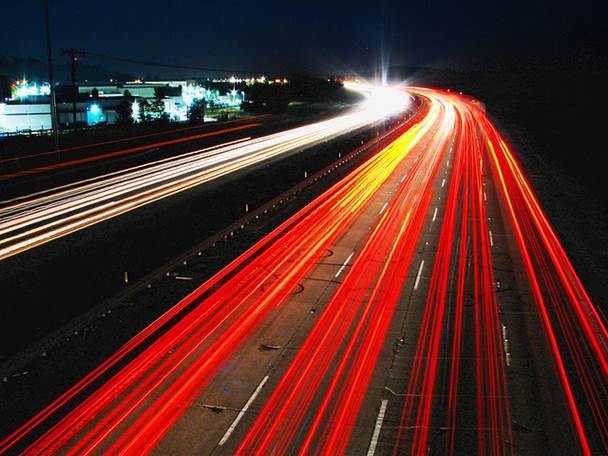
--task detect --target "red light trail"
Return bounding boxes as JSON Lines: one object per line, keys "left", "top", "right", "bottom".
{"left": 1, "top": 87, "right": 606, "bottom": 455}
{"left": 0, "top": 122, "right": 262, "bottom": 181}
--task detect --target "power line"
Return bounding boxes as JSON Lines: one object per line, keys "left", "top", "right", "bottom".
{"left": 81, "top": 51, "right": 285, "bottom": 76}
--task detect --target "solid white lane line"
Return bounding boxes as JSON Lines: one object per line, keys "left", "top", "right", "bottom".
{"left": 219, "top": 375, "right": 269, "bottom": 446}
{"left": 489, "top": 230, "right": 494, "bottom": 247}
{"left": 335, "top": 252, "right": 355, "bottom": 278}
{"left": 432, "top": 207, "right": 438, "bottom": 222}
{"left": 379, "top": 202, "right": 388, "bottom": 215}
{"left": 414, "top": 260, "right": 425, "bottom": 290}
{"left": 366, "top": 399, "right": 389, "bottom": 456}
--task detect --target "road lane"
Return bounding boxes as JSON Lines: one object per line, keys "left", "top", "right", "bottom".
{"left": 2, "top": 87, "right": 607, "bottom": 456}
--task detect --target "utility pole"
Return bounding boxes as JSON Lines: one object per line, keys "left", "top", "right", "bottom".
{"left": 43, "top": 0, "right": 59, "bottom": 150}
{"left": 62, "top": 48, "right": 82, "bottom": 130}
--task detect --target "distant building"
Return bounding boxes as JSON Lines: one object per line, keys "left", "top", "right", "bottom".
{"left": 77, "top": 83, "right": 120, "bottom": 96}
{"left": 74, "top": 80, "right": 190, "bottom": 122}
{"left": 56, "top": 99, "right": 104, "bottom": 127}
{"left": 1, "top": 78, "right": 251, "bottom": 135}
{"left": 0, "top": 101, "right": 52, "bottom": 133}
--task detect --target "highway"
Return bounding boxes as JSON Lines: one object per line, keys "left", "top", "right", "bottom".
{"left": 0, "top": 83, "right": 408, "bottom": 261}
{"left": 1, "top": 87, "right": 607, "bottom": 455}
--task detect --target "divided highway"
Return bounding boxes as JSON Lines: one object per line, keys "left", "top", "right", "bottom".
{"left": 1, "top": 87, "right": 606, "bottom": 455}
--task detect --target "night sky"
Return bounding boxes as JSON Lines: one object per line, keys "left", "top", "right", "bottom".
{"left": 1, "top": 0, "right": 605, "bottom": 74}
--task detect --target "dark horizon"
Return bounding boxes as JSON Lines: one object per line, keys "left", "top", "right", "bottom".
{"left": 1, "top": 0, "right": 606, "bottom": 78}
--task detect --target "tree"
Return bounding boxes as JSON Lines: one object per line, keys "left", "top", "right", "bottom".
{"left": 187, "top": 98, "right": 206, "bottom": 123}
{"left": 116, "top": 90, "right": 134, "bottom": 127}
{"left": 149, "top": 95, "right": 169, "bottom": 123}
{"left": 138, "top": 99, "right": 151, "bottom": 123}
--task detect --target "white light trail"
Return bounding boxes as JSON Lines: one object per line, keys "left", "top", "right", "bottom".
{"left": 0, "top": 84, "right": 410, "bottom": 260}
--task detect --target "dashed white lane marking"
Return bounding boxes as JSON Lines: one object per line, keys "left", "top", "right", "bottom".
{"left": 441, "top": 178, "right": 446, "bottom": 188}
{"left": 379, "top": 202, "right": 388, "bottom": 215}
{"left": 400, "top": 174, "right": 407, "bottom": 183}
{"left": 489, "top": 230, "right": 494, "bottom": 247}
{"left": 366, "top": 399, "right": 389, "bottom": 456}
{"left": 501, "top": 323, "right": 511, "bottom": 367}
{"left": 219, "top": 375, "right": 269, "bottom": 446}
{"left": 484, "top": 191, "right": 487, "bottom": 202}
{"left": 414, "top": 260, "right": 425, "bottom": 290}
{"left": 174, "top": 276, "right": 193, "bottom": 281}
{"left": 432, "top": 207, "right": 438, "bottom": 222}
{"left": 335, "top": 252, "right": 355, "bottom": 278}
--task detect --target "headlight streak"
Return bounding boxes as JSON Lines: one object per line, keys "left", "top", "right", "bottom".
{"left": 0, "top": 83, "right": 410, "bottom": 261}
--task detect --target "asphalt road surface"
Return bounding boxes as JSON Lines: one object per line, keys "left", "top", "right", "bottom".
{"left": 1, "top": 88, "right": 606, "bottom": 455}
